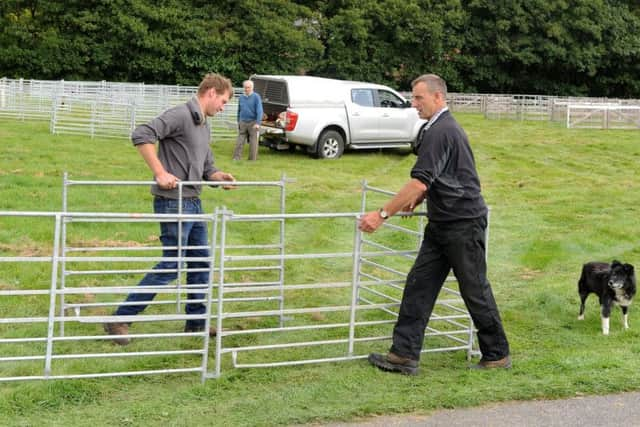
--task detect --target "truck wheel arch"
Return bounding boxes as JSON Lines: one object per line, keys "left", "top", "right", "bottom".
{"left": 315, "top": 127, "right": 346, "bottom": 159}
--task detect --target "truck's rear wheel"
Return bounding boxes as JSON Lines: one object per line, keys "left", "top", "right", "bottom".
{"left": 316, "top": 130, "right": 344, "bottom": 159}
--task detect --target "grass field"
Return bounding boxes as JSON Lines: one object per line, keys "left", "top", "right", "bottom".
{"left": 1, "top": 116, "right": 640, "bottom": 426}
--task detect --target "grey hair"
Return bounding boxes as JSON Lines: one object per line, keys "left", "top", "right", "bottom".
{"left": 411, "top": 74, "right": 447, "bottom": 97}
{"left": 243, "top": 80, "right": 254, "bottom": 88}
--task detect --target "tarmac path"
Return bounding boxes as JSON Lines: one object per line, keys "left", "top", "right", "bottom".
{"left": 318, "top": 391, "right": 640, "bottom": 427}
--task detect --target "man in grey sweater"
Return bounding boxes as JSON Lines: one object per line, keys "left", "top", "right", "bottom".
{"left": 104, "top": 73, "right": 236, "bottom": 345}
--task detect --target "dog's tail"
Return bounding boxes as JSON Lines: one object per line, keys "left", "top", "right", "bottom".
{"left": 577, "top": 263, "right": 591, "bottom": 320}
{"left": 578, "top": 264, "right": 588, "bottom": 290}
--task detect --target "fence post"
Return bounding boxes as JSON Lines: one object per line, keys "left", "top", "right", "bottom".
{"left": 130, "top": 100, "right": 137, "bottom": 135}
{"left": 44, "top": 214, "right": 63, "bottom": 377}
{"left": 90, "top": 101, "right": 96, "bottom": 138}
{"left": 347, "top": 216, "right": 362, "bottom": 356}
{"left": 50, "top": 96, "right": 58, "bottom": 134}
{"left": 0, "top": 77, "right": 5, "bottom": 108}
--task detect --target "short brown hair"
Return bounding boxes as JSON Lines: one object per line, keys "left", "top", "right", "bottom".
{"left": 411, "top": 74, "right": 447, "bottom": 97}
{"left": 198, "top": 73, "right": 233, "bottom": 96}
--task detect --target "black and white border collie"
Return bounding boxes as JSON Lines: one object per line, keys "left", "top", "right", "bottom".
{"left": 578, "top": 260, "right": 636, "bottom": 335}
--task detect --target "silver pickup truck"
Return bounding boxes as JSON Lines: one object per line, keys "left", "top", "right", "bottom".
{"left": 252, "top": 75, "right": 426, "bottom": 159}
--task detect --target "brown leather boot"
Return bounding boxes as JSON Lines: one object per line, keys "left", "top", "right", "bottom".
{"left": 470, "top": 355, "right": 512, "bottom": 370}
{"left": 184, "top": 324, "right": 217, "bottom": 337}
{"left": 368, "top": 352, "right": 419, "bottom": 375}
{"left": 103, "top": 322, "right": 130, "bottom": 346}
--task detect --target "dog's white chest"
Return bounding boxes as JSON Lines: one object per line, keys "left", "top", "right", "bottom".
{"left": 614, "top": 288, "right": 632, "bottom": 306}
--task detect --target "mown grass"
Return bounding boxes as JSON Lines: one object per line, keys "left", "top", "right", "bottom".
{"left": 1, "top": 116, "right": 640, "bottom": 426}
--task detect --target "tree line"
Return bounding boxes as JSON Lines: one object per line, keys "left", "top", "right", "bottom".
{"left": 2, "top": 0, "right": 639, "bottom": 97}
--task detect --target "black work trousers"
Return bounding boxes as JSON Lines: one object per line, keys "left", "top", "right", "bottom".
{"left": 390, "top": 216, "right": 510, "bottom": 361}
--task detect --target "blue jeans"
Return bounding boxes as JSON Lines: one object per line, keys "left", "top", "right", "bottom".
{"left": 115, "top": 197, "right": 210, "bottom": 329}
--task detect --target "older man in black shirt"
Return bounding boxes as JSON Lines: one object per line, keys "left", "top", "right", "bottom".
{"left": 358, "top": 74, "right": 510, "bottom": 375}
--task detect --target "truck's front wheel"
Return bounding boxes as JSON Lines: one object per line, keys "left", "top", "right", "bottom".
{"left": 316, "top": 130, "right": 344, "bottom": 159}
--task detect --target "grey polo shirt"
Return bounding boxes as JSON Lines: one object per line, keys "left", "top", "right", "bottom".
{"left": 131, "top": 97, "right": 219, "bottom": 199}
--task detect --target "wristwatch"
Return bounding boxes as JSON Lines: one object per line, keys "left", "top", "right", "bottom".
{"left": 378, "top": 208, "right": 389, "bottom": 220}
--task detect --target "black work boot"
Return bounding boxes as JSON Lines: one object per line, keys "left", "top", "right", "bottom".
{"left": 368, "top": 352, "right": 419, "bottom": 376}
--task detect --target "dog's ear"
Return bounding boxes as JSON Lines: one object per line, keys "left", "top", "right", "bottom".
{"left": 624, "top": 263, "right": 635, "bottom": 275}
{"left": 611, "top": 260, "right": 621, "bottom": 268}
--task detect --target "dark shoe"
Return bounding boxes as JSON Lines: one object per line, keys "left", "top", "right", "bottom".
{"left": 470, "top": 355, "right": 512, "bottom": 370}
{"left": 184, "top": 324, "right": 217, "bottom": 337}
{"left": 368, "top": 352, "right": 419, "bottom": 376}
{"left": 103, "top": 322, "right": 130, "bottom": 346}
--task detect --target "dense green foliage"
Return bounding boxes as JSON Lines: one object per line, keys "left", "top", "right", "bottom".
{"left": 2, "top": 1, "right": 640, "bottom": 96}
{"left": 1, "top": 115, "right": 640, "bottom": 426}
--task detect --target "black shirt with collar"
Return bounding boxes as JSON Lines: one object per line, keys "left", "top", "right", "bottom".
{"left": 410, "top": 110, "right": 488, "bottom": 222}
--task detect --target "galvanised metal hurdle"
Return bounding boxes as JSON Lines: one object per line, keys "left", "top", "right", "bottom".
{"left": 358, "top": 182, "right": 481, "bottom": 360}
{"left": 209, "top": 181, "right": 480, "bottom": 377}
{"left": 0, "top": 210, "right": 217, "bottom": 382}
{"left": 211, "top": 208, "right": 368, "bottom": 377}
{"left": 58, "top": 174, "right": 288, "bottom": 336}
{"left": 0, "top": 175, "right": 287, "bottom": 382}
{"left": 0, "top": 176, "right": 480, "bottom": 382}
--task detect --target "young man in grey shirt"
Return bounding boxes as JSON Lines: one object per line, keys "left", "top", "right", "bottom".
{"left": 104, "top": 73, "right": 236, "bottom": 345}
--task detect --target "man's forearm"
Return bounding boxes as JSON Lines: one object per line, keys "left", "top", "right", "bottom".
{"left": 381, "top": 178, "right": 427, "bottom": 217}
{"left": 136, "top": 143, "right": 165, "bottom": 177}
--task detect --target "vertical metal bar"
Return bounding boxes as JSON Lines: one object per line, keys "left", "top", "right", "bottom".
{"left": 200, "top": 210, "right": 218, "bottom": 383}
{"left": 359, "top": 180, "right": 368, "bottom": 213}
{"left": 278, "top": 174, "right": 286, "bottom": 328}
{"left": 44, "top": 214, "right": 63, "bottom": 377}
{"left": 0, "top": 77, "right": 5, "bottom": 109}
{"left": 130, "top": 100, "right": 137, "bottom": 135}
{"left": 18, "top": 78, "right": 24, "bottom": 120}
{"left": 417, "top": 199, "right": 426, "bottom": 252}
{"left": 176, "top": 183, "right": 184, "bottom": 313}
{"left": 90, "top": 101, "right": 96, "bottom": 138}
{"left": 357, "top": 180, "right": 367, "bottom": 304}
{"left": 347, "top": 215, "right": 362, "bottom": 356}
{"left": 50, "top": 95, "right": 58, "bottom": 134}
{"left": 59, "top": 173, "right": 69, "bottom": 337}
{"left": 213, "top": 208, "right": 229, "bottom": 378}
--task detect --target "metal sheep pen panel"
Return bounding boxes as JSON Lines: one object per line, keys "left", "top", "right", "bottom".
{"left": 4, "top": 78, "right": 639, "bottom": 133}
{"left": 209, "top": 182, "right": 479, "bottom": 378}
{"left": 0, "top": 176, "right": 478, "bottom": 382}
{"left": 0, "top": 210, "right": 216, "bottom": 382}
{"left": 0, "top": 78, "right": 242, "bottom": 139}
{"left": 567, "top": 104, "right": 640, "bottom": 129}
{"left": 0, "top": 176, "right": 286, "bottom": 383}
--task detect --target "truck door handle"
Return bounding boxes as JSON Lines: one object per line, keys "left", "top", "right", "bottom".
{"left": 352, "top": 112, "right": 361, "bottom": 117}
